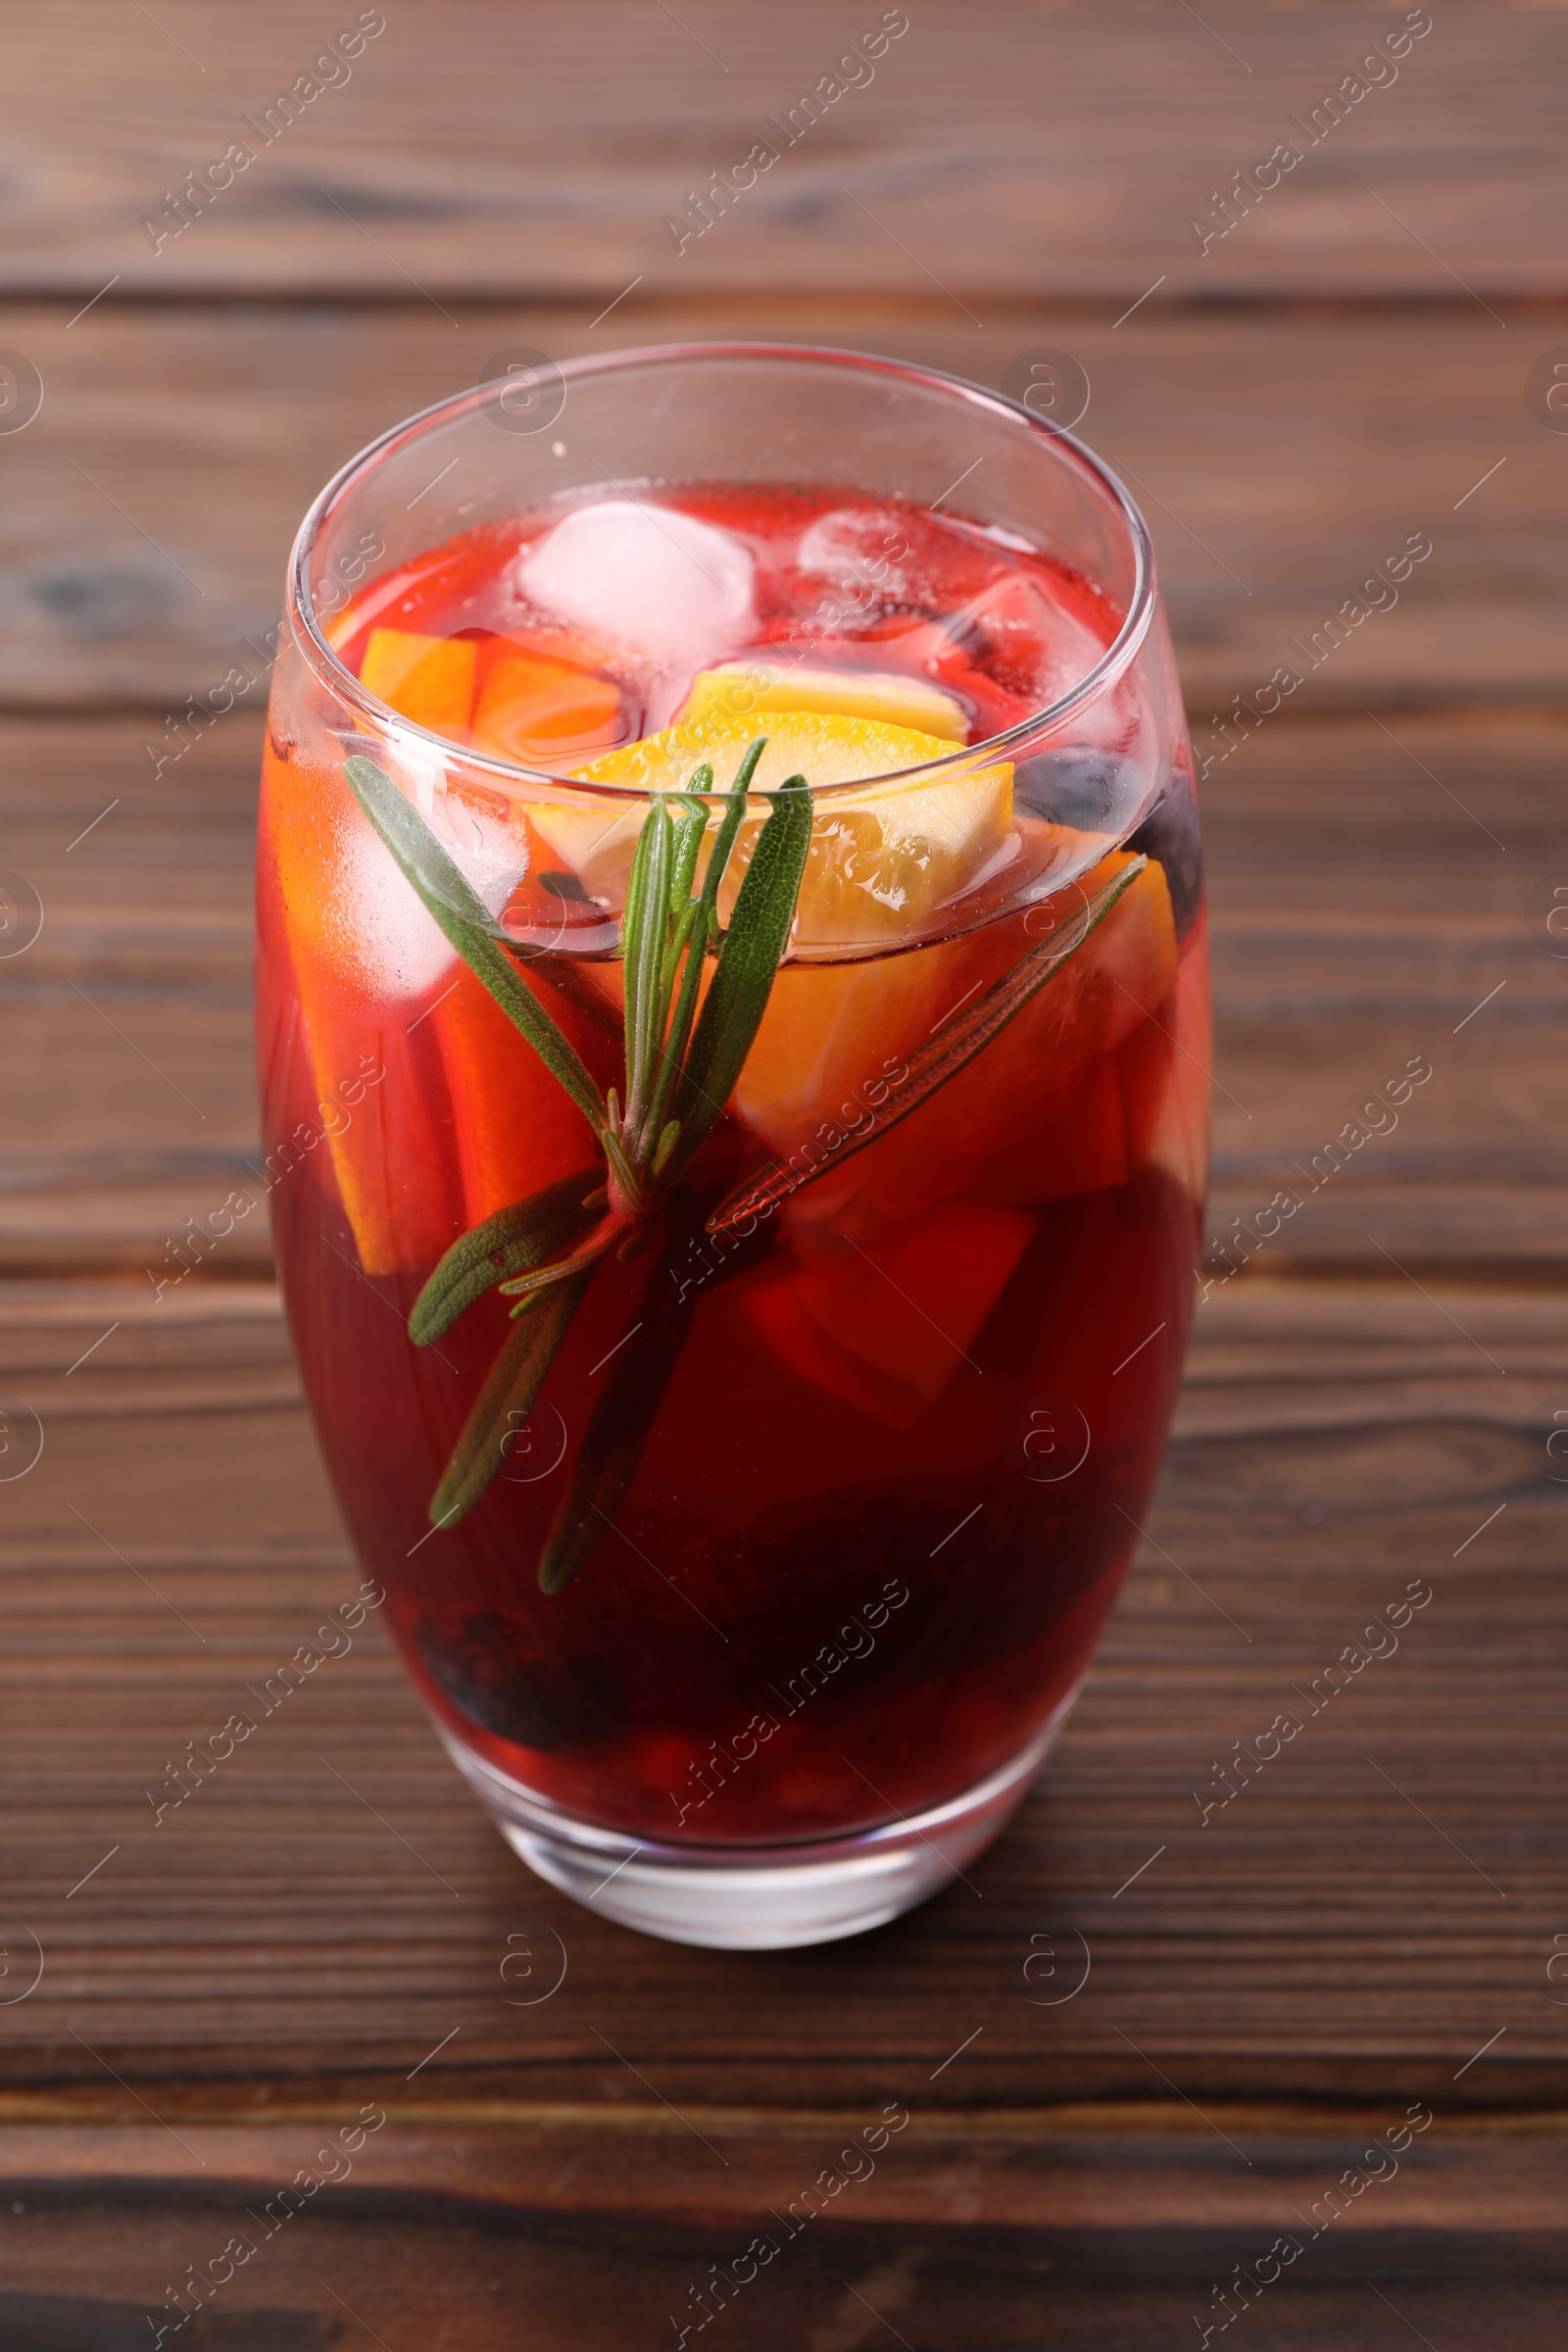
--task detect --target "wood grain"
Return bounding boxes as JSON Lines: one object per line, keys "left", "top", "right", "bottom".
{"left": 0, "top": 2115, "right": 1567, "bottom": 2351}
{"left": 0, "top": 302, "right": 1558, "bottom": 712}
{"left": 2, "top": 4, "right": 1564, "bottom": 303}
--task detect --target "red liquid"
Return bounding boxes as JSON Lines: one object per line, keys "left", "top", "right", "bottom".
{"left": 260, "top": 482, "right": 1208, "bottom": 1844}
{"left": 326, "top": 483, "right": 1120, "bottom": 754}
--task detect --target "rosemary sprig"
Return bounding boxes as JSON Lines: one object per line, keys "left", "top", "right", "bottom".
{"left": 346, "top": 741, "right": 812, "bottom": 1568}
{"left": 409, "top": 1165, "right": 602, "bottom": 1347}
{"left": 347, "top": 741, "right": 1152, "bottom": 1595}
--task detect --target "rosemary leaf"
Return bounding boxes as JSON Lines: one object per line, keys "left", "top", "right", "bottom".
{"left": 535, "top": 1227, "right": 693, "bottom": 1592}
{"left": 706, "top": 856, "right": 1150, "bottom": 1236}
{"left": 498, "top": 1215, "right": 622, "bottom": 1304}
{"left": 699, "top": 736, "right": 767, "bottom": 948}
{"left": 651, "top": 1119, "right": 681, "bottom": 1179}
{"left": 641, "top": 750, "right": 761, "bottom": 1148}
{"left": 600, "top": 1121, "right": 646, "bottom": 1215}
{"left": 344, "top": 756, "right": 605, "bottom": 1132}
{"left": 628, "top": 792, "right": 709, "bottom": 1158}
{"left": 645, "top": 897, "right": 704, "bottom": 1146}
{"left": 619, "top": 794, "right": 672, "bottom": 1137}
{"left": 665, "top": 787, "right": 711, "bottom": 926}
{"left": 409, "top": 1166, "right": 602, "bottom": 1347}
{"left": 673, "top": 777, "right": 812, "bottom": 1162}
{"left": 427, "top": 1270, "right": 589, "bottom": 1527}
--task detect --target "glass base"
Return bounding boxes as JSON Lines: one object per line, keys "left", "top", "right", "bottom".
{"left": 441, "top": 1685, "right": 1082, "bottom": 1949}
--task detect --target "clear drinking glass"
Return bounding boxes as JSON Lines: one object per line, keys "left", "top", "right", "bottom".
{"left": 257, "top": 344, "right": 1208, "bottom": 1947}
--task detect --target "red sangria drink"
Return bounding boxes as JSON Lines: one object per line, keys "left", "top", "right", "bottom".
{"left": 258, "top": 346, "right": 1207, "bottom": 1946}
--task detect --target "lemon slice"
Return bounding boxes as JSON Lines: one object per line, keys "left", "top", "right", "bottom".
{"left": 529, "top": 710, "right": 1012, "bottom": 950}
{"left": 680, "top": 660, "right": 968, "bottom": 743}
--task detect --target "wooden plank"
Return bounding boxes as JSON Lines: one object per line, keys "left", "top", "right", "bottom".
{"left": 0, "top": 2115, "right": 1566, "bottom": 2352}
{"left": 0, "top": 1274, "right": 1562, "bottom": 2105}
{"left": 0, "top": 302, "right": 1558, "bottom": 712}
{"left": 3, "top": 4, "right": 1564, "bottom": 302}
{"left": 1200, "top": 711, "right": 1568, "bottom": 1274}
{"left": 2, "top": 710, "right": 1562, "bottom": 1276}
{"left": 0, "top": 715, "right": 261, "bottom": 1277}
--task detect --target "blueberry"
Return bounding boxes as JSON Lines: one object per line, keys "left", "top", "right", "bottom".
{"left": 416, "top": 1611, "right": 621, "bottom": 1752}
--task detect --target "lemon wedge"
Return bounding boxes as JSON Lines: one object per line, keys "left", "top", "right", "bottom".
{"left": 680, "top": 660, "right": 968, "bottom": 743}
{"left": 529, "top": 710, "right": 1012, "bottom": 950}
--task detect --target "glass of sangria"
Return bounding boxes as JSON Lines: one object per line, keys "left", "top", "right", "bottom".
{"left": 258, "top": 344, "right": 1208, "bottom": 1948}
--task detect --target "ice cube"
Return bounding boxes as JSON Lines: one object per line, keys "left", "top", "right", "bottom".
{"left": 341, "top": 826, "right": 459, "bottom": 1001}
{"left": 797, "top": 508, "right": 910, "bottom": 605}
{"left": 428, "top": 787, "right": 531, "bottom": 919}
{"left": 949, "top": 572, "right": 1104, "bottom": 711}
{"left": 336, "top": 746, "right": 530, "bottom": 1002}
{"left": 517, "top": 500, "right": 755, "bottom": 671}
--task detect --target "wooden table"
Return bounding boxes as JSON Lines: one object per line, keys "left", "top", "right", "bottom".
{"left": 2, "top": 6, "right": 1565, "bottom": 2342}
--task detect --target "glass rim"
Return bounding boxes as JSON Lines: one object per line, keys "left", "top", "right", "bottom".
{"left": 287, "top": 339, "right": 1158, "bottom": 805}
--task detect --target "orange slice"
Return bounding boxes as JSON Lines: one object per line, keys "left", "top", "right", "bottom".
{"left": 471, "top": 649, "right": 624, "bottom": 766}
{"left": 748, "top": 852, "right": 1178, "bottom": 1244}
{"left": 1119, "top": 914, "right": 1210, "bottom": 1203}
{"left": 432, "top": 960, "right": 609, "bottom": 1227}
{"left": 258, "top": 746, "right": 461, "bottom": 1276}
{"left": 732, "top": 921, "right": 1017, "bottom": 1168}
{"left": 360, "top": 628, "right": 477, "bottom": 735}
{"left": 743, "top": 1201, "right": 1035, "bottom": 1427}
